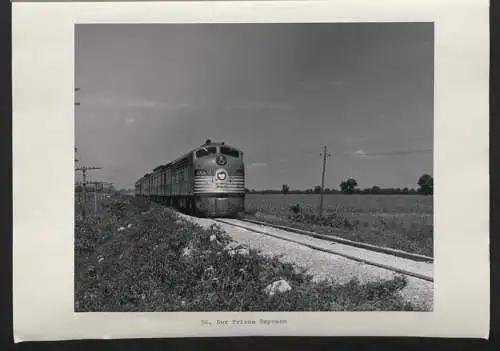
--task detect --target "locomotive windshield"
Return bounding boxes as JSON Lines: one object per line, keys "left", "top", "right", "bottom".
{"left": 220, "top": 146, "right": 240, "bottom": 158}
{"left": 196, "top": 146, "right": 217, "bottom": 158}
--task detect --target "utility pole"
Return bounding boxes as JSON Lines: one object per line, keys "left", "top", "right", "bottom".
{"left": 86, "top": 181, "right": 106, "bottom": 214}
{"left": 319, "top": 145, "right": 331, "bottom": 215}
{"left": 75, "top": 166, "right": 102, "bottom": 219}
{"left": 74, "top": 87, "right": 80, "bottom": 106}
{"left": 74, "top": 88, "right": 80, "bottom": 203}
{"left": 74, "top": 88, "right": 80, "bottom": 162}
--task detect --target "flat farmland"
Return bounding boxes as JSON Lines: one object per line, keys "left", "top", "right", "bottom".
{"left": 244, "top": 194, "right": 433, "bottom": 257}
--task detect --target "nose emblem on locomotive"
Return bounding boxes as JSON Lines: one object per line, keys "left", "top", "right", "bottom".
{"left": 216, "top": 170, "right": 227, "bottom": 181}
{"left": 216, "top": 155, "right": 227, "bottom": 165}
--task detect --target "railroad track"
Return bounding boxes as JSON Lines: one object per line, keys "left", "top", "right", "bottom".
{"left": 241, "top": 218, "right": 433, "bottom": 263}
{"left": 212, "top": 217, "right": 434, "bottom": 283}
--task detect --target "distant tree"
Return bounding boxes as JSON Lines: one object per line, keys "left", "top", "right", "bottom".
{"left": 313, "top": 185, "right": 322, "bottom": 193}
{"left": 281, "top": 184, "right": 290, "bottom": 207}
{"left": 371, "top": 185, "right": 381, "bottom": 194}
{"left": 402, "top": 187, "right": 409, "bottom": 194}
{"left": 417, "top": 174, "right": 433, "bottom": 195}
{"left": 282, "top": 184, "right": 290, "bottom": 195}
{"left": 340, "top": 178, "right": 358, "bottom": 194}
{"left": 339, "top": 182, "right": 346, "bottom": 193}
{"left": 244, "top": 188, "right": 250, "bottom": 193}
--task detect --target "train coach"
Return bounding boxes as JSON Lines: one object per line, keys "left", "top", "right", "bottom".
{"left": 134, "top": 140, "right": 245, "bottom": 218}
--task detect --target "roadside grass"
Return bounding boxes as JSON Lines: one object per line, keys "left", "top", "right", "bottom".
{"left": 244, "top": 194, "right": 433, "bottom": 257}
{"left": 75, "top": 196, "right": 417, "bottom": 312}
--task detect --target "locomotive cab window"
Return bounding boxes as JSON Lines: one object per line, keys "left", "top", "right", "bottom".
{"left": 196, "top": 146, "right": 217, "bottom": 158}
{"left": 220, "top": 146, "right": 240, "bottom": 158}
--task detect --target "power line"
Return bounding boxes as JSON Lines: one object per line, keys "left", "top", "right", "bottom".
{"left": 356, "top": 149, "right": 432, "bottom": 156}
{"left": 75, "top": 88, "right": 81, "bottom": 161}
{"left": 76, "top": 166, "right": 103, "bottom": 184}
{"left": 247, "top": 147, "right": 432, "bottom": 167}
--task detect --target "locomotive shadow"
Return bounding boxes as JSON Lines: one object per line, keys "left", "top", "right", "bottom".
{"left": 150, "top": 197, "right": 245, "bottom": 220}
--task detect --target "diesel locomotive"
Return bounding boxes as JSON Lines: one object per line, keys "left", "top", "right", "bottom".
{"left": 134, "top": 140, "right": 245, "bottom": 217}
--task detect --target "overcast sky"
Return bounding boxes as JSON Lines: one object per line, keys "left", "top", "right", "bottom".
{"left": 75, "top": 23, "right": 433, "bottom": 190}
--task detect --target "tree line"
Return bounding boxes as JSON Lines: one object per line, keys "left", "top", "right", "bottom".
{"left": 245, "top": 173, "right": 433, "bottom": 196}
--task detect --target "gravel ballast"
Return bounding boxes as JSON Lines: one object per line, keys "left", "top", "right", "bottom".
{"left": 179, "top": 213, "right": 433, "bottom": 311}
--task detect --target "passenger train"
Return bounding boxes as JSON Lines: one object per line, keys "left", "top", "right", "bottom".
{"left": 134, "top": 140, "right": 245, "bottom": 217}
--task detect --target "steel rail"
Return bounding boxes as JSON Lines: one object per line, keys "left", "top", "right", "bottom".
{"left": 213, "top": 218, "right": 433, "bottom": 283}
{"left": 241, "top": 218, "right": 433, "bottom": 263}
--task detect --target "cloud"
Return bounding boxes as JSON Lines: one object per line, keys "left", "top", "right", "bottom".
{"left": 248, "top": 162, "right": 267, "bottom": 168}
{"left": 124, "top": 117, "right": 136, "bottom": 125}
{"left": 225, "top": 101, "right": 290, "bottom": 110}
{"left": 127, "top": 100, "right": 192, "bottom": 110}
{"left": 352, "top": 149, "right": 368, "bottom": 157}
{"left": 300, "top": 78, "right": 344, "bottom": 88}
{"left": 82, "top": 96, "right": 194, "bottom": 110}
{"left": 351, "top": 149, "right": 383, "bottom": 160}
{"left": 81, "top": 96, "right": 290, "bottom": 113}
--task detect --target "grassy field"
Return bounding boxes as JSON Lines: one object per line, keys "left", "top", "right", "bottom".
{"left": 244, "top": 194, "right": 433, "bottom": 257}
{"left": 75, "top": 195, "right": 417, "bottom": 312}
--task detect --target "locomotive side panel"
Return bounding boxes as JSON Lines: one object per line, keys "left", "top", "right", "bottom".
{"left": 172, "top": 155, "right": 192, "bottom": 197}
{"left": 165, "top": 167, "right": 171, "bottom": 197}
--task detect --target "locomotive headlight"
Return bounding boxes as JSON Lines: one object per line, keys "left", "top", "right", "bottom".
{"left": 216, "top": 170, "right": 227, "bottom": 181}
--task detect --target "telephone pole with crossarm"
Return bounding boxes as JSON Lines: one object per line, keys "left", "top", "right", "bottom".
{"left": 75, "top": 165, "right": 102, "bottom": 219}
{"left": 319, "top": 145, "right": 331, "bottom": 215}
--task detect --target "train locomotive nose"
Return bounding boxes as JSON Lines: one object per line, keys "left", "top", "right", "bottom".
{"left": 136, "top": 142, "right": 245, "bottom": 218}
{"left": 216, "top": 155, "right": 227, "bottom": 166}
{"left": 216, "top": 169, "right": 228, "bottom": 181}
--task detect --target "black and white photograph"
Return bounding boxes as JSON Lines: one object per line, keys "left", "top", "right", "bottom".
{"left": 11, "top": 0, "right": 490, "bottom": 341}
{"left": 74, "top": 22, "right": 434, "bottom": 313}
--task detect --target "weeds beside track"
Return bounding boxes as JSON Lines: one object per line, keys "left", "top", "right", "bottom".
{"left": 75, "top": 196, "right": 419, "bottom": 312}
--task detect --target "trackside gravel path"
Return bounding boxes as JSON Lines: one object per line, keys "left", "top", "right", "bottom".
{"left": 220, "top": 218, "right": 433, "bottom": 281}
{"left": 175, "top": 213, "right": 433, "bottom": 311}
